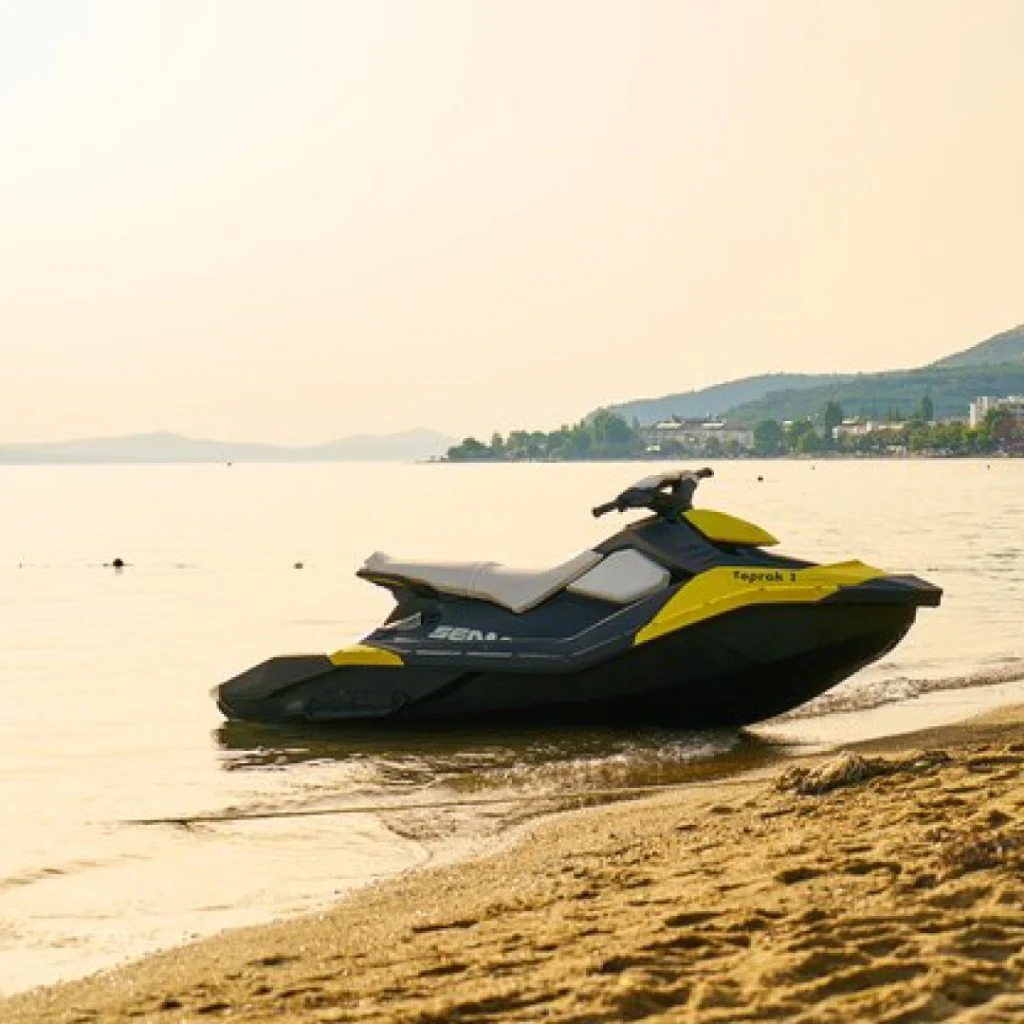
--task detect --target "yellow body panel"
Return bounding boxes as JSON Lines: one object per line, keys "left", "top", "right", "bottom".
{"left": 684, "top": 508, "right": 779, "bottom": 547}
{"left": 634, "top": 560, "right": 886, "bottom": 646}
{"left": 329, "top": 643, "right": 404, "bottom": 667}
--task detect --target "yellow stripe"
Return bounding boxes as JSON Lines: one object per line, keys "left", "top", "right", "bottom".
{"left": 329, "top": 644, "right": 404, "bottom": 667}
{"left": 684, "top": 508, "right": 779, "bottom": 547}
{"left": 634, "top": 560, "right": 886, "bottom": 646}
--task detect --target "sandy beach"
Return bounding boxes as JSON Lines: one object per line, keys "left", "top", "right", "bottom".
{"left": 5, "top": 705, "right": 1023, "bottom": 1024}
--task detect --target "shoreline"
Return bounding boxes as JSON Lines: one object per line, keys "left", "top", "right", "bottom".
{"left": 5, "top": 703, "right": 1023, "bottom": 1023}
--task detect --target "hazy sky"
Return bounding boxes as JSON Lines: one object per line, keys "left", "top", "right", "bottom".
{"left": 2, "top": 0, "right": 1022, "bottom": 443}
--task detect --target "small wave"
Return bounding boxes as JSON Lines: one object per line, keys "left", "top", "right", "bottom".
{"left": 779, "top": 660, "right": 1024, "bottom": 720}
{"left": 0, "top": 856, "right": 126, "bottom": 894}
{"left": 482, "top": 734, "right": 734, "bottom": 791}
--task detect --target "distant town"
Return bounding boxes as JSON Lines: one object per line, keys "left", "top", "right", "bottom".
{"left": 444, "top": 395, "right": 1024, "bottom": 462}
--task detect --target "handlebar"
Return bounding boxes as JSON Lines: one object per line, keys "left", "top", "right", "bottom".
{"left": 592, "top": 467, "right": 713, "bottom": 519}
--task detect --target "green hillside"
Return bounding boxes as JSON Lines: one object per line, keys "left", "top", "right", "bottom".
{"left": 594, "top": 323, "right": 1024, "bottom": 427}
{"left": 724, "top": 363, "right": 1024, "bottom": 425}
{"left": 598, "top": 373, "right": 840, "bottom": 423}
{"left": 930, "top": 325, "right": 1024, "bottom": 369}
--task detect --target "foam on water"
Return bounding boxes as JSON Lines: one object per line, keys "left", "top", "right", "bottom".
{"left": 782, "top": 659, "right": 1024, "bottom": 719}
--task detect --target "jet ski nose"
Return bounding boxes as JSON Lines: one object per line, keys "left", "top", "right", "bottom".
{"left": 826, "top": 573, "right": 942, "bottom": 608}
{"left": 899, "top": 575, "right": 943, "bottom": 607}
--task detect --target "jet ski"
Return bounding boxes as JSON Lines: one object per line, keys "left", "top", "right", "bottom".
{"left": 215, "top": 469, "right": 941, "bottom": 728}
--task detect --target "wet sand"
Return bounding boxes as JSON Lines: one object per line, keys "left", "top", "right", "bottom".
{"left": 5, "top": 706, "right": 1024, "bottom": 1024}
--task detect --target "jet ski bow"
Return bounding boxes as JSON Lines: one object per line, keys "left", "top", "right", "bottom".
{"left": 216, "top": 468, "right": 941, "bottom": 727}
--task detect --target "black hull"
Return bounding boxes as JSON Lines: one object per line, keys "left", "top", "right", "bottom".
{"left": 217, "top": 603, "right": 917, "bottom": 729}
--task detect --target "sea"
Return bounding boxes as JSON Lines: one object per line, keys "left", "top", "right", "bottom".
{"left": 2, "top": 459, "right": 1023, "bottom": 994}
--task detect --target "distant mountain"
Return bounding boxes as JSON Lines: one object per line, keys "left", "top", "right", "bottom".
{"left": 597, "top": 373, "right": 842, "bottom": 425}
{"left": 0, "top": 429, "right": 455, "bottom": 465}
{"left": 929, "top": 324, "right": 1024, "bottom": 369}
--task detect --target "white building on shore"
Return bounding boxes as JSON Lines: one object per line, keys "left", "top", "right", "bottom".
{"left": 968, "top": 396, "right": 1024, "bottom": 429}
{"left": 640, "top": 418, "right": 754, "bottom": 452}
{"left": 831, "top": 418, "right": 906, "bottom": 440}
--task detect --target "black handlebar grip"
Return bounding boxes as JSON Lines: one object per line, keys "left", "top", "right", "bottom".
{"left": 592, "top": 500, "right": 619, "bottom": 518}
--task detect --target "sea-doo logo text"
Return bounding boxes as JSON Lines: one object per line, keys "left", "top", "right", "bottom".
{"left": 732, "top": 570, "right": 797, "bottom": 584}
{"left": 428, "top": 626, "right": 512, "bottom": 642}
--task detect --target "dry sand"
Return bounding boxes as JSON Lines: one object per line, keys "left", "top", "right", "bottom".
{"left": 5, "top": 706, "right": 1024, "bottom": 1024}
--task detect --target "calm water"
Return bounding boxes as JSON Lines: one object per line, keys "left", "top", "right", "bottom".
{"left": 2, "top": 460, "right": 1023, "bottom": 993}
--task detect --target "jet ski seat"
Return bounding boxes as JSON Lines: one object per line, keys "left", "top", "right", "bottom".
{"left": 360, "top": 550, "right": 603, "bottom": 614}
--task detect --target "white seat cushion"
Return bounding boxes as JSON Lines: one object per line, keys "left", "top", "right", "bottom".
{"left": 567, "top": 549, "right": 669, "bottom": 603}
{"left": 362, "top": 550, "right": 602, "bottom": 613}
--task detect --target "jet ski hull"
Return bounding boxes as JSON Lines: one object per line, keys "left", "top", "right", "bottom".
{"left": 216, "top": 601, "right": 919, "bottom": 728}
{"left": 215, "top": 474, "right": 942, "bottom": 729}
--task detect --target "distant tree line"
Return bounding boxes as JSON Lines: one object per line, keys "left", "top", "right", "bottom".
{"left": 445, "top": 411, "right": 646, "bottom": 461}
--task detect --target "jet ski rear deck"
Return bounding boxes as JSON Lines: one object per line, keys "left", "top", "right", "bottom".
{"left": 216, "top": 469, "right": 941, "bottom": 727}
